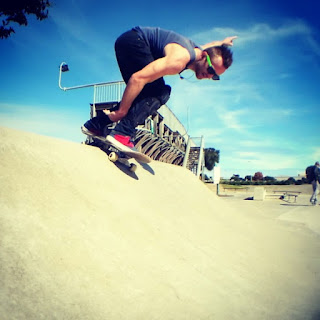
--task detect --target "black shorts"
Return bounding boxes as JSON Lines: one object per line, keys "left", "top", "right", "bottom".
{"left": 114, "top": 29, "right": 166, "bottom": 99}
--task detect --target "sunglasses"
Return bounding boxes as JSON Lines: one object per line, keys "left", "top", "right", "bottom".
{"left": 206, "top": 55, "right": 220, "bottom": 80}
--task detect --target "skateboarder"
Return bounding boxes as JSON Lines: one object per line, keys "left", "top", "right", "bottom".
{"left": 81, "top": 26, "right": 237, "bottom": 151}
{"left": 309, "top": 161, "right": 320, "bottom": 205}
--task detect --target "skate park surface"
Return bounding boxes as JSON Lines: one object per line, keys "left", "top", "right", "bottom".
{"left": 1, "top": 126, "right": 320, "bottom": 320}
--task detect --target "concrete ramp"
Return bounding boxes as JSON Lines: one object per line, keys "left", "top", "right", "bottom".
{"left": 0, "top": 126, "right": 320, "bottom": 320}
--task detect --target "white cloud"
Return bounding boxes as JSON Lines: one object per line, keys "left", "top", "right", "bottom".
{"left": 49, "top": 4, "right": 117, "bottom": 79}
{"left": 239, "top": 139, "right": 273, "bottom": 148}
{"left": 190, "top": 127, "right": 224, "bottom": 144}
{"left": 312, "top": 148, "right": 320, "bottom": 161}
{"left": 167, "top": 78, "right": 255, "bottom": 134}
{"left": 50, "top": 3, "right": 92, "bottom": 47}
{"left": 221, "top": 149, "right": 306, "bottom": 178}
{"left": 0, "top": 103, "right": 85, "bottom": 142}
{"left": 192, "top": 20, "right": 315, "bottom": 48}
{"left": 215, "top": 105, "right": 247, "bottom": 131}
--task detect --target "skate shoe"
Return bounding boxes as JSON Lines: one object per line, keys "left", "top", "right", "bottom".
{"left": 106, "top": 132, "right": 135, "bottom": 151}
{"left": 81, "top": 115, "right": 112, "bottom": 137}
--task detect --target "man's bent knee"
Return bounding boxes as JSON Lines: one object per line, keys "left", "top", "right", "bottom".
{"left": 126, "top": 85, "right": 171, "bottom": 128}
{"left": 133, "top": 97, "right": 162, "bottom": 126}
{"left": 158, "top": 85, "right": 171, "bottom": 105}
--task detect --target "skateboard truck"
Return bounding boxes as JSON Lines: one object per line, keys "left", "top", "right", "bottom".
{"left": 106, "top": 144, "right": 137, "bottom": 172}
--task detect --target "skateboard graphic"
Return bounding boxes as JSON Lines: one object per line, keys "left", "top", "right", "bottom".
{"left": 84, "top": 133, "right": 151, "bottom": 172}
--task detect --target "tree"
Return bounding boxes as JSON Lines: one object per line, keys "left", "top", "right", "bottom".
{"left": 204, "top": 148, "right": 220, "bottom": 171}
{"left": 253, "top": 171, "right": 263, "bottom": 181}
{"left": 230, "top": 174, "right": 241, "bottom": 182}
{"left": 287, "top": 177, "right": 296, "bottom": 185}
{"left": 264, "top": 176, "right": 275, "bottom": 182}
{"left": 0, "top": 0, "right": 51, "bottom": 39}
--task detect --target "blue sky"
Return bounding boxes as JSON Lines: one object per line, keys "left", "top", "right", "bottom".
{"left": 1, "top": 0, "right": 319, "bottom": 178}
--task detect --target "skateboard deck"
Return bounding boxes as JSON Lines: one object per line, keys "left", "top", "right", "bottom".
{"left": 83, "top": 132, "right": 151, "bottom": 172}
{"left": 104, "top": 135, "right": 151, "bottom": 164}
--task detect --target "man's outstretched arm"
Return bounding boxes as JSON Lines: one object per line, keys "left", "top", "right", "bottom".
{"left": 202, "top": 36, "right": 238, "bottom": 49}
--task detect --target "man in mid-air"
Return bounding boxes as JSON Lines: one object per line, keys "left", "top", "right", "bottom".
{"left": 82, "top": 26, "right": 237, "bottom": 150}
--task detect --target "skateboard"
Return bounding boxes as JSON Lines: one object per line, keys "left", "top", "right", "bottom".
{"left": 84, "top": 133, "right": 151, "bottom": 172}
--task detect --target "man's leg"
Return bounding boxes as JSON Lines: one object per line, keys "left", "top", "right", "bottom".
{"left": 313, "top": 181, "right": 318, "bottom": 203}
{"left": 111, "top": 84, "right": 171, "bottom": 138}
{"left": 310, "top": 180, "right": 318, "bottom": 204}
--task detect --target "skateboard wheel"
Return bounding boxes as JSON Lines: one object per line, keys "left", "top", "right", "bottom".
{"left": 129, "top": 164, "right": 137, "bottom": 172}
{"left": 108, "top": 152, "right": 118, "bottom": 162}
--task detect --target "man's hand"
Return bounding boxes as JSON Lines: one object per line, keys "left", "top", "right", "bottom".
{"left": 201, "top": 36, "right": 238, "bottom": 49}
{"left": 223, "top": 36, "right": 238, "bottom": 46}
{"left": 103, "top": 109, "right": 127, "bottom": 122}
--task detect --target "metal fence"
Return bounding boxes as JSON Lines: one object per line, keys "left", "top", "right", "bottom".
{"left": 93, "top": 81, "right": 126, "bottom": 104}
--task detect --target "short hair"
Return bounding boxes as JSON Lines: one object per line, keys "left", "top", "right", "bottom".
{"left": 204, "top": 45, "right": 233, "bottom": 69}
{"left": 316, "top": 161, "right": 320, "bottom": 166}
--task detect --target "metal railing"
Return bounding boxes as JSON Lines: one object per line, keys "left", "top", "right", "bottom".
{"left": 93, "top": 81, "right": 126, "bottom": 104}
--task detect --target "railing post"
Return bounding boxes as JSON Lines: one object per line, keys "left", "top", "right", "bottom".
{"left": 196, "top": 136, "right": 205, "bottom": 178}
{"left": 182, "top": 135, "right": 191, "bottom": 168}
